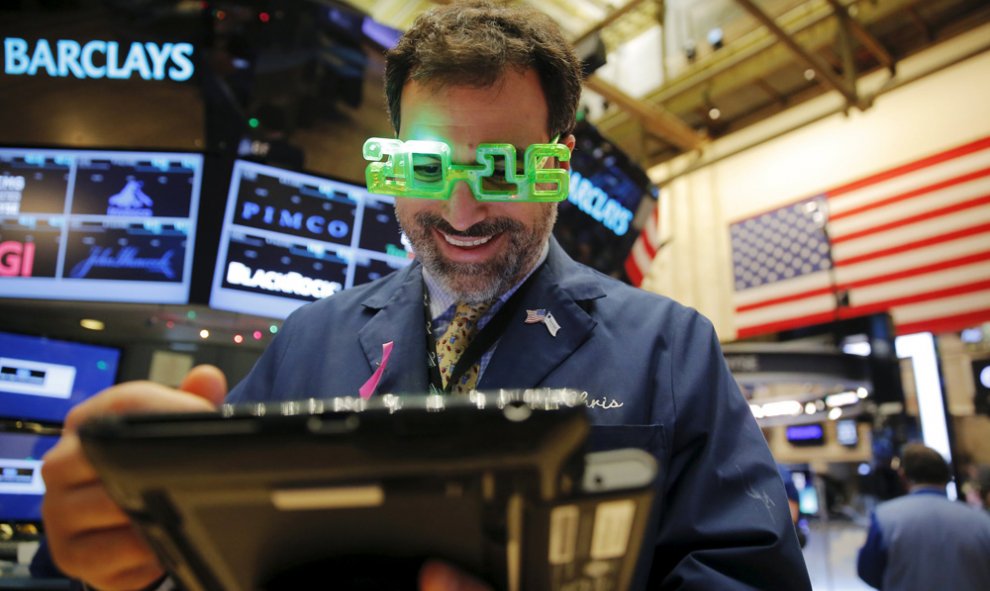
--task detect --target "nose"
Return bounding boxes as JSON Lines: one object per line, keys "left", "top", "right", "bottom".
{"left": 442, "top": 180, "right": 488, "bottom": 231}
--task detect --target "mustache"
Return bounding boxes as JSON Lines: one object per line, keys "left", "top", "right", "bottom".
{"left": 414, "top": 212, "right": 524, "bottom": 237}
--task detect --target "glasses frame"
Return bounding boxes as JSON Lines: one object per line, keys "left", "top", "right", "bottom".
{"left": 363, "top": 137, "right": 570, "bottom": 202}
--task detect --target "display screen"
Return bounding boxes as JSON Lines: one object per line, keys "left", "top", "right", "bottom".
{"left": 553, "top": 119, "right": 653, "bottom": 278}
{"left": 836, "top": 419, "right": 859, "bottom": 446}
{"left": 786, "top": 423, "right": 825, "bottom": 446}
{"left": 210, "top": 160, "right": 412, "bottom": 318}
{"left": 0, "top": 431, "right": 59, "bottom": 523}
{"left": 0, "top": 147, "right": 203, "bottom": 303}
{"left": 0, "top": 331, "right": 120, "bottom": 424}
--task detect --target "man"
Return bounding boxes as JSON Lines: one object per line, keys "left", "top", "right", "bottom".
{"left": 41, "top": 2, "right": 810, "bottom": 589}
{"left": 857, "top": 443, "right": 990, "bottom": 590}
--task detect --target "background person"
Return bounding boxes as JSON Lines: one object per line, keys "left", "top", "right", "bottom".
{"left": 857, "top": 443, "right": 990, "bottom": 590}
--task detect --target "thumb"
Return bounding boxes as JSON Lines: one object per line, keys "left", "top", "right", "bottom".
{"left": 178, "top": 365, "right": 228, "bottom": 407}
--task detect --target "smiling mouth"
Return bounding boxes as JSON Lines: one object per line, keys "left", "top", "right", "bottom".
{"left": 440, "top": 232, "right": 495, "bottom": 248}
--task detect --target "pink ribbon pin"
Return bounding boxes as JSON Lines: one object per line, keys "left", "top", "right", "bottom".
{"left": 359, "top": 341, "right": 394, "bottom": 400}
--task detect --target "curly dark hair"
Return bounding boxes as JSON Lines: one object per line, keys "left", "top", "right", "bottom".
{"left": 384, "top": 0, "right": 583, "bottom": 141}
{"left": 901, "top": 443, "right": 951, "bottom": 486}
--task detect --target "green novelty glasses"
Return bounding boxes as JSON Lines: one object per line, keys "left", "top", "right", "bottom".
{"left": 363, "top": 137, "right": 570, "bottom": 202}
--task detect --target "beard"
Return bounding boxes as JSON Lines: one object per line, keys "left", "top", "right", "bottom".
{"left": 398, "top": 205, "right": 556, "bottom": 304}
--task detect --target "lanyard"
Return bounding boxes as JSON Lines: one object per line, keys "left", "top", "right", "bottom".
{"left": 423, "top": 271, "right": 538, "bottom": 394}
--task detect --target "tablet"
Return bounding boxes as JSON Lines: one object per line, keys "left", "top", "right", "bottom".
{"left": 79, "top": 390, "right": 658, "bottom": 591}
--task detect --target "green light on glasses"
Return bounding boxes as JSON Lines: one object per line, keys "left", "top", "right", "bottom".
{"left": 363, "top": 137, "right": 570, "bottom": 202}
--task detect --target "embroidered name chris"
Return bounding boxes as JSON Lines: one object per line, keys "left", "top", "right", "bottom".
{"left": 579, "top": 391, "right": 624, "bottom": 410}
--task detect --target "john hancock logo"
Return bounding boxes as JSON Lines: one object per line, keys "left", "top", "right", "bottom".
{"left": 107, "top": 179, "right": 154, "bottom": 216}
{"left": 69, "top": 246, "right": 175, "bottom": 279}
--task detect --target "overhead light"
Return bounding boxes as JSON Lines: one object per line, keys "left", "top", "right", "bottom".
{"left": 707, "top": 27, "right": 724, "bottom": 50}
{"left": 828, "top": 407, "right": 843, "bottom": 420}
{"left": 804, "top": 68, "right": 816, "bottom": 81}
{"left": 857, "top": 387, "right": 869, "bottom": 399}
{"left": 80, "top": 318, "right": 104, "bottom": 331}
{"left": 761, "top": 400, "right": 803, "bottom": 417}
{"left": 684, "top": 40, "right": 697, "bottom": 62}
{"left": 804, "top": 402, "right": 818, "bottom": 415}
{"left": 961, "top": 327, "right": 983, "bottom": 343}
{"left": 749, "top": 404, "right": 764, "bottom": 419}
{"left": 842, "top": 340, "right": 872, "bottom": 357}
{"left": 708, "top": 107, "right": 721, "bottom": 120}
{"left": 826, "top": 391, "right": 861, "bottom": 407}
{"left": 199, "top": 329, "right": 210, "bottom": 339}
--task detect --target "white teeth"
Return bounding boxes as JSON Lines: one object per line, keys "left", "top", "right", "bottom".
{"left": 442, "top": 233, "right": 493, "bottom": 247}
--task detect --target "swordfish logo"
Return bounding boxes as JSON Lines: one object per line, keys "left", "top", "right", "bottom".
{"left": 70, "top": 246, "right": 176, "bottom": 279}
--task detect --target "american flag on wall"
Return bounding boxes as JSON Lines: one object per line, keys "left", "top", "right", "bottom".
{"left": 730, "top": 135, "right": 990, "bottom": 339}
{"left": 624, "top": 204, "right": 663, "bottom": 287}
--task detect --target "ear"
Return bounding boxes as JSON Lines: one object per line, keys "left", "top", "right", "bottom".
{"left": 557, "top": 133, "right": 576, "bottom": 171}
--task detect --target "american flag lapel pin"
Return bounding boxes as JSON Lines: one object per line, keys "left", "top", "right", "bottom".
{"left": 525, "top": 308, "right": 560, "bottom": 337}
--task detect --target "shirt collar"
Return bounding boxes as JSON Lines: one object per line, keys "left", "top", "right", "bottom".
{"left": 423, "top": 239, "right": 550, "bottom": 320}
{"left": 909, "top": 485, "right": 948, "bottom": 497}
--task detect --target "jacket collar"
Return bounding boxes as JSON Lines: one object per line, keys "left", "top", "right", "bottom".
{"left": 478, "top": 238, "right": 605, "bottom": 389}
{"left": 356, "top": 237, "right": 607, "bottom": 394}
{"left": 357, "top": 260, "right": 431, "bottom": 394}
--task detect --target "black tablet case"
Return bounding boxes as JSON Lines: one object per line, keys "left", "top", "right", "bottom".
{"left": 79, "top": 392, "right": 656, "bottom": 591}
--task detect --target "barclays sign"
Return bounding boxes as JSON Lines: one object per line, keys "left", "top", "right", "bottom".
{"left": 567, "top": 170, "right": 634, "bottom": 237}
{"left": 3, "top": 38, "right": 194, "bottom": 81}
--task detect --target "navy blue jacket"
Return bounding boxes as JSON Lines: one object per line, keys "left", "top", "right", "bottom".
{"left": 229, "top": 239, "right": 811, "bottom": 590}
{"left": 858, "top": 488, "right": 990, "bottom": 590}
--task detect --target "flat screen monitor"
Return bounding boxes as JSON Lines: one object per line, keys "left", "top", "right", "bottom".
{"left": 0, "top": 147, "right": 203, "bottom": 304}
{"left": 786, "top": 423, "right": 825, "bottom": 446}
{"left": 210, "top": 160, "right": 412, "bottom": 319}
{"left": 836, "top": 419, "right": 859, "bottom": 446}
{"left": 787, "top": 467, "right": 820, "bottom": 516}
{"left": 0, "top": 431, "right": 60, "bottom": 523}
{"left": 553, "top": 119, "right": 653, "bottom": 278}
{"left": 0, "top": 331, "right": 121, "bottom": 425}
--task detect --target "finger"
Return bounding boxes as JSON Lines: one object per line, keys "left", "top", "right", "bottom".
{"left": 41, "top": 433, "right": 98, "bottom": 489}
{"left": 63, "top": 380, "right": 220, "bottom": 432}
{"left": 95, "top": 562, "right": 167, "bottom": 591}
{"left": 41, "top": 434, "right": 163, "bottom": 589}
{"left": 419, "top": 560, "right": 493, "bottom": 591}
{"left": 50, "top": 525, "right": 163, "bottom": 591}
{"left": 179, "top": 364, "right": 228, "bottom": 407}
{"left": 42, "top": 477, "right": 131, "bottom": 533}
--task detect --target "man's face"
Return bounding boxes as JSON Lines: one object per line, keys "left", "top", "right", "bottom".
{"left": 394, "top": 68, "right": 574, "bottom": 303}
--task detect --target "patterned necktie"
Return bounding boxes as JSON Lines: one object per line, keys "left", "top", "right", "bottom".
{"left": 436, "top": 301, "right": 491, "bottom": 394}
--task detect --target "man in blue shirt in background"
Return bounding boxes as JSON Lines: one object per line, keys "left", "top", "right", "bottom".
{"left": 858, "top": 443, "right": 990, "bottom": 590}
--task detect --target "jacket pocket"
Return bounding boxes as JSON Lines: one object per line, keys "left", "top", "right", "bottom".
{"left": 588, "top": 424, "right": 666, "bottom": 458}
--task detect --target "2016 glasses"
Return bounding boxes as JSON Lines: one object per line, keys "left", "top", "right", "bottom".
{"left": 363, "top": 137, "right": 570, "bottom": 202}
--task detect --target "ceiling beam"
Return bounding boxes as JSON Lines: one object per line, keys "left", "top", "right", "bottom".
{"left": 572, "top": 0, "right": 651, "bottom": 47}
{"left": 826, "top": 0, "right": 895, "bottom": 72}
{"left": 583, "top": 74, "right": 706, "bottom": 151}
{"left": 907, "top": 6, "right": 934, "bottom": 41}
{"left": 832, "top": 1, "right": 859, "bottom": 107}
{"left": 734, "top": 0, "right": 860, "bottom": 108}
{"left": 754, "top": 77, "right": 787, "bottom": 107}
